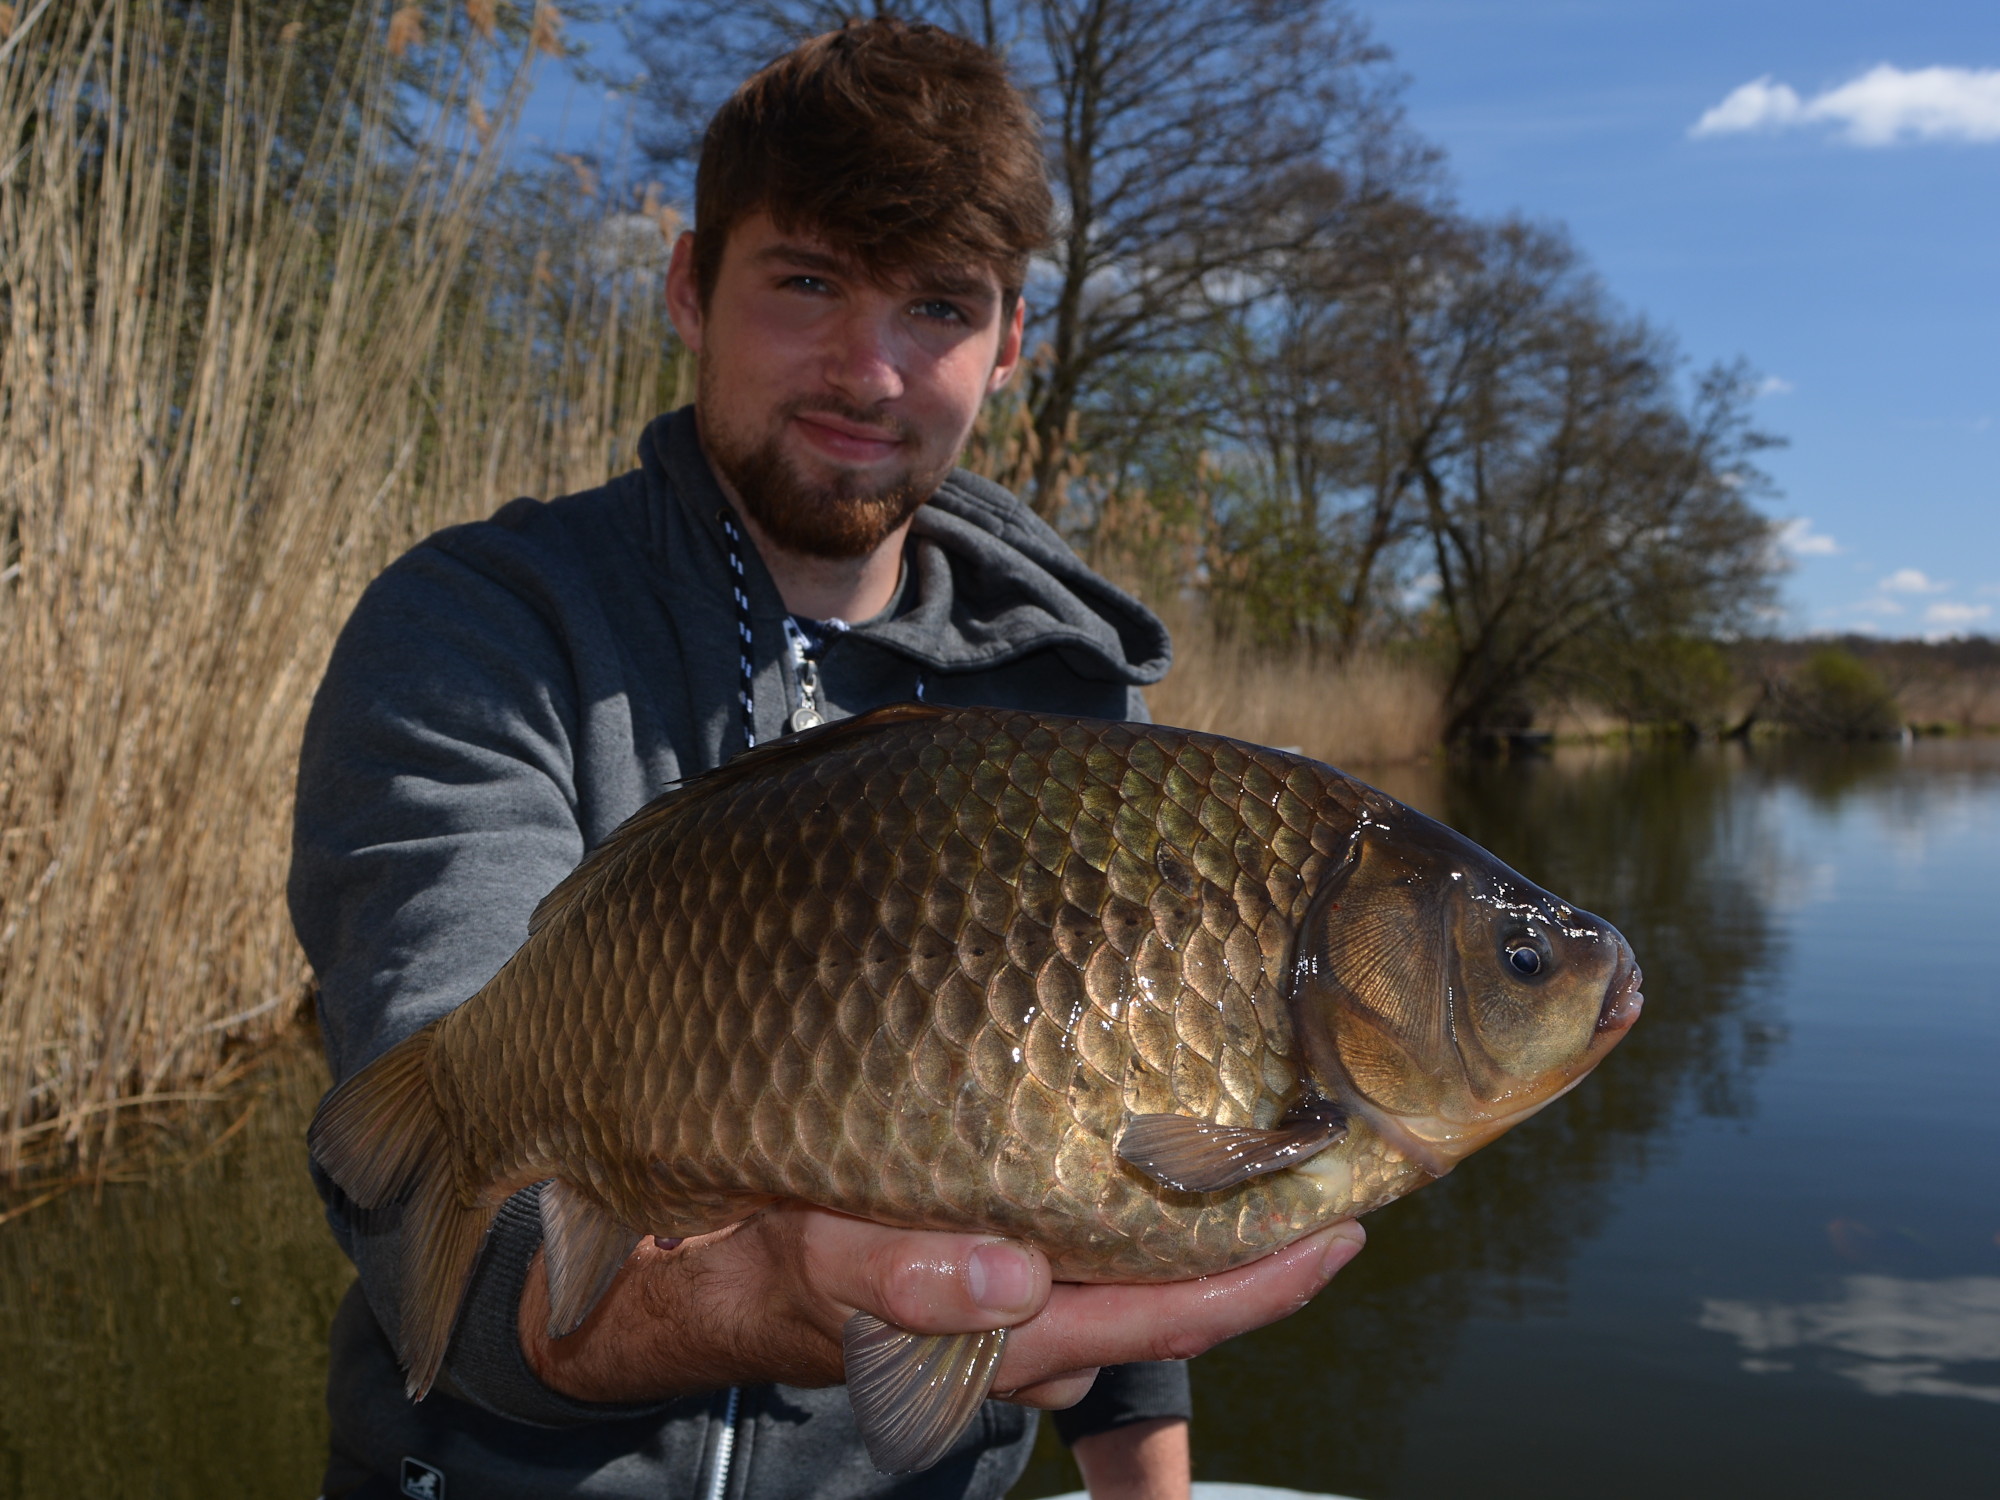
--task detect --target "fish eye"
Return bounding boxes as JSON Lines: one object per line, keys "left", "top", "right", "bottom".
{"left": 1506, "top": 944, "right": 1543, "bottom": 977}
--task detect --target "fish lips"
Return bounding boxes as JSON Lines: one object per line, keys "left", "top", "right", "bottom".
{"left": 1595, "top": 949, "right": 1645, "bottom": 1037}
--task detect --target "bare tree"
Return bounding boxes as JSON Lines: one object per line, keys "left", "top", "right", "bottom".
{"left": 1191, "top": 185, "right": 1460, "bottom": 647}
{"left": 1399, "top": 227, "right": 1778, "bottom": 738}
{"left": 1159, "top": 214, "right": 1776, "bottom": 731}
{"left": 1016, "top": 0, "right": 1417, "bottom": 515}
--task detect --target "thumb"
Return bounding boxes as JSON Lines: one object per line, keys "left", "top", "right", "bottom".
{"left": 796, "top": 1210, "right": 1052, "bottom": 1334}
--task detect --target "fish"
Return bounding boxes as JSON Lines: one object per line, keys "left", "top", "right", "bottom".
{"left": 309, "top": 703, "right": 1643, "bottom": 1471}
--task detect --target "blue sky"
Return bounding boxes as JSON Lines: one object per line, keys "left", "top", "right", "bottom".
{"left": 1362, "top": 0, "right": 1999, "bottom": 638}
{"left": 521, "top": 2, "right": 1997, "bottom": 639}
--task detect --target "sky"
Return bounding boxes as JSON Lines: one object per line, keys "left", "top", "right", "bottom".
{"left": 1361, "top": 0, "right": 1999, "bottom": 639}
{"left": 520, "top": 1, "right": 1998, "bottom": 640}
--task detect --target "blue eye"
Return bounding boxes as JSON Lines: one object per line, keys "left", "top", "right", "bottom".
{"left": 1508, "top": 945, "right": 1542, "bottom": 976}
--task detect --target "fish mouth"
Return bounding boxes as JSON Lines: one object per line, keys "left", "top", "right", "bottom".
{"left": 1595, "top": 950, "right": 1644, "bottom": 1035}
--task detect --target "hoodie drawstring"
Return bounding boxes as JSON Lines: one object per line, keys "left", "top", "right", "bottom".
{"left": 716, "top": 508, "right": 924, "bottom": 748}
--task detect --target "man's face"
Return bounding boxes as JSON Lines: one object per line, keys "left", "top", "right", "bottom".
{"left": 665, "top": 213, "right": 1025, "bottom": 561}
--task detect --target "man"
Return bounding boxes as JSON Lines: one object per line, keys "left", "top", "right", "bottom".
{"left": 290, "top": 19, "right": 1364, "bottom": 1499}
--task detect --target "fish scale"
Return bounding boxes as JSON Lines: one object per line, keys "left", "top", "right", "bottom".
{"left": 439, "top": 708, "right": 1361, "bottom": 1279}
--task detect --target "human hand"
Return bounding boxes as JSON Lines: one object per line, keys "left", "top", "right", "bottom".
{"left": 519, "top": 1202, "right": 1364, "bottom": 1408}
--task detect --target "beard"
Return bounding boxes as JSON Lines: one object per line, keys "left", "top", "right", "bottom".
{"left": 698, "top": 378, "right": 953, "bottom": 561}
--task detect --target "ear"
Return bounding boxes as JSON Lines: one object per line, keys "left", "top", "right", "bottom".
{"left": 665, "top": 231, "right": 705, "bottom": 354}
{"left": 986, "top": 295, "right": 1025, "bottom": 394}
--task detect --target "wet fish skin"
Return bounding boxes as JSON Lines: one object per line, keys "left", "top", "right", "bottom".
{"left": 449, "top": 706, "right": 1377, "bottom": 1274}
{"left": 310, "top": 703, "right": 1641, "bottom": 1461}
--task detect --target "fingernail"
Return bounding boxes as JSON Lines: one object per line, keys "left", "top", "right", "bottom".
{"left": 968, "top": 1242, "right": 1035, "bottom": 1313}
{"left": 1319, "top": 1222, "right": 1366, "bottom": 1280}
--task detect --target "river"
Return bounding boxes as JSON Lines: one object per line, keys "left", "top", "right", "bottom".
{"left": 3, "top": 738, "right": 1996, "bottom": 1498}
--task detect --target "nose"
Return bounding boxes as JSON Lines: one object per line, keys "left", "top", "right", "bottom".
{"left": 823, "top": 305, "right": 906, "bottom": 409}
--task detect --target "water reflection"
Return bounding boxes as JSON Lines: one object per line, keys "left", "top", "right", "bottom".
{"left": 1040, "top": 746, "right": 1794, "bottom": 1499}
{"left": 0, "top": 1043, "right": 345, "bottom": 1499}
{"left": 1699, "top": 1276, "right": 2000, "bottom": 1404}
{"left": 1739, "top": 738, "right": 1909, "bottom": 807}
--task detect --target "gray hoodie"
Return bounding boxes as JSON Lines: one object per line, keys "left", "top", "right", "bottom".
{"left": 290, "top": 408, "right": 1188, "bottom": 1498}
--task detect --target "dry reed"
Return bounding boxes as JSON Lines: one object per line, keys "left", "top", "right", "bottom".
{"left": 0, "top": 0, "right": 680, "bottom": 1174}
{"left": 1147, "top": 613, "right": 1442, "bottom": 767}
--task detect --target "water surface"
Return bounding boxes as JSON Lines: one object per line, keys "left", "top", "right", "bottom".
{"left": 3, "top": 740, "right": 1995, "bottom": 1498}
{"left": 0, "top": 1047, "right": 345, "bottom": 1497}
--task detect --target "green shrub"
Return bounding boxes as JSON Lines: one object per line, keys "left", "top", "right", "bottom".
{"left": 1778, "top": 649, "right": 1902, "bottom": 739}
{"left": 1592, "top": 634, "right": 1739, "bottom": 734}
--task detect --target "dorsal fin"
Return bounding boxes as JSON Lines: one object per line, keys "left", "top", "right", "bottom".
{"left": 528, "top": 701, "right": 948, "bottom": 937}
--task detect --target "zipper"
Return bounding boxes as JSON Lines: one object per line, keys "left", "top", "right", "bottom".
{"left": 782, "top": 617, "right": 824, "bottom": 732}
{"left": 702, "top": 1384, "right": 741, "bottom": 1500}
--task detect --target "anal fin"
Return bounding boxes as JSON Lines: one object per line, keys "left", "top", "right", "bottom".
{"left": 400, "top": 1166, "right": 497, "bottom": 1399}
{"left": 843, "top": 1312, "right": 1008, "bottom": 1474}
{"left": 1116, "top": 1092, "right": 1347, "bottom": 1193}
{"left": 539, "top": 1178, "right": 643, "bottom": 1339}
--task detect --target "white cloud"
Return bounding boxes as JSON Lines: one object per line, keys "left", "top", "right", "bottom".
{"left": 1776, "top": 518, "right": 1839, "bottom": 556}
{"left": 1857, "top": 596, "right": 1906, "bottom": 617}
{"left": 1925, "top": 601, "right": 1992, "bottom": 629}
{"left": 1693, "top": 76, "right": 1806, "bottom": 137}
{"left": 1879, "top": 568, "right": 1948, "bottom": 594}
{"left": 1692, "top": 65, "right": 2000, "bottom": 146}
{"left": 1757, "top": 375, "right": 1796, "bottom": 398}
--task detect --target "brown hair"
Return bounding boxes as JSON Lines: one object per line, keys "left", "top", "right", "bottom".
{"left": 692, "top": 18, "right": 1052, "bottom": 306}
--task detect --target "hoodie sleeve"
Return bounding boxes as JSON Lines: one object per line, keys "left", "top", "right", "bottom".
{"left": 290, "top": 533, "right": 665, "bottom": 1427}
{"left": 1050, "top": 1361, "right": 1192, "bottom": 1446}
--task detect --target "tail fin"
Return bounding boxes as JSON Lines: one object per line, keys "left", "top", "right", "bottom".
{"left": 308, "top": 1027, "right": 495, "bottom": 1398}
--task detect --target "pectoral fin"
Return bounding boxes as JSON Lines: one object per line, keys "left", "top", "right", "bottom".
{"left": 842, "top": 1312, "right": 1008, "bottom": 1474}
{"left": 539, "top": 1178, "right": 642, "bottom": 1339}
{"left": 1116, "top": 1093, "right": 1348, "bottom": 1193}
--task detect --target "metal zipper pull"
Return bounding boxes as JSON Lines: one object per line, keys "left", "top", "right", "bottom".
{"left": 784, "top": 617, "right": 823, "bottom": 733}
